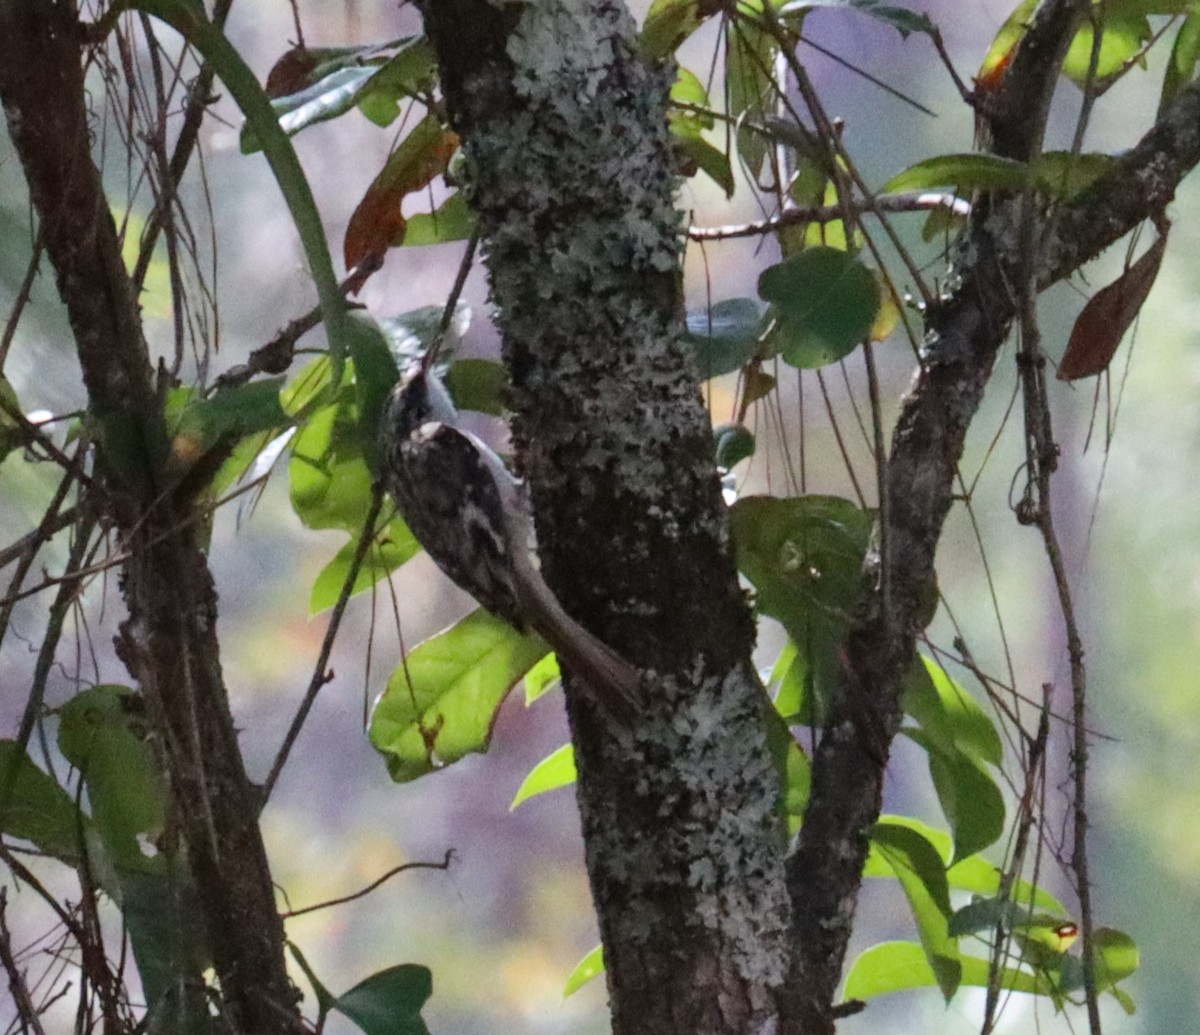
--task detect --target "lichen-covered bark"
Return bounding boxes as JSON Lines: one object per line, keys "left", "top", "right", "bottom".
{"left": 0, "top": 5, "right": 297, "bottom": 1032}
{"left": 418, "top": 1, "right": 794, "bottom": 1031}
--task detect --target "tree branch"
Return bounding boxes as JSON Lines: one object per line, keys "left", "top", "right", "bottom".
{"left": 0, "top": 5, "right": 299, "bottom": 1031}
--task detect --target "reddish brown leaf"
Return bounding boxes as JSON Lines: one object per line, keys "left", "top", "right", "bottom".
{"left": 343, "top": 115, "right": 459, "bottom": 274}
{"left": 265, "top": 47, "right": 322, "bottom": 99}
{"left": 1058, "top": 233, "right": 1167, "bottom": 381}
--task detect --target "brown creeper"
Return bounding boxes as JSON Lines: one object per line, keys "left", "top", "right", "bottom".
{"left": 380, "top": 365, "right": 642, "bottom": 719}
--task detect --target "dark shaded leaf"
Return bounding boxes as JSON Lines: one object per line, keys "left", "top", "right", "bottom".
{"left": 714, "top": 422, "right": 755, "bottom": 470}
{"left": 444, "top": 359, "right": 508, "bottom": 417}
{"left": 685, "top": 298, "right": 765, "bottom": 378}
{"left": 759, "top": 248, "right": 879, "bottom": 368}
{"left": 1160, "top": 12, "right": 1200, "bottom": 116}
{"left": 1059, "top": 233, "right": 1166, "bottom": 380}
{"left": 334, "top": 965, "right": 432, "bottom": 1035}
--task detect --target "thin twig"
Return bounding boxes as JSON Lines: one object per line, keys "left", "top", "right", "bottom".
{"left": 0, "top": 888, "right": 49, "bottom": 1035}
{"left": 0, "top": 233, "right": 44, "bottom": 373}
{"left": 282, "top": 851, "right": 454, "bottom": 920}
{"left": 262, "top": 490, "right": 386, "bottom": 801}
{"left": 688, "top": 191, "right": 965, "bottom": 241}
{"left": 1014, "top": 209, "right": 1102, "bottom": 1033}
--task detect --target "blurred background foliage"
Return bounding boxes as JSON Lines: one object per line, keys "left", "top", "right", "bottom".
{"left": 2, "top": 1, "right": 1199, "bottom": 1032}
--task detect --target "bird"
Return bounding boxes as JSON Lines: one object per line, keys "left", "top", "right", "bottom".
{"left": 379, "top": 363, "right": 642, "bottom": 720}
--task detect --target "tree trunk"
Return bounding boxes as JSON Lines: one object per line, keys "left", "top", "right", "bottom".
{"left": 419, "top": 1, "right": 796, "bottom": 1031}
{"left": 0, "top": 5, "right": 299, "bottom": 1032}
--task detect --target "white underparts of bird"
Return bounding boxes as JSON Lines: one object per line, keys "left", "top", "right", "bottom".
{"left": 379, "top": 365, "right": 643, "bottom": 720}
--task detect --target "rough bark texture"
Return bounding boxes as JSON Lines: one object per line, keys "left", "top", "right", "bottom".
{"left": 419, "top": 1, "right": 795, "bottom": 1032}
{"left": 783, "top": 3, "right": 1091, "bottom": 1027}
{"left": 0, "top": 5, "right": 298, "bottom": 1032}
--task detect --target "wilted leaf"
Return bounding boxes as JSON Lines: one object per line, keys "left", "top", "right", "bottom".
{"left": 344, "top": 114, "right": 459, "bottom": 271}
{"left": 975, "top": 0, "right": 1038, "bottom": 95}
{"left": 1059, "top": 233, "right": 1166, "bottom": 380}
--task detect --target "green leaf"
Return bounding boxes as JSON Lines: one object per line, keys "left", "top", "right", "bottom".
{"left": 345, "top": 315, "right": 400, "bottom": 476}
{"left": 949, "top": 897, "right": 1072, "bottom": 939}
{"left": 289, "top": 383, "right": 375, "bottom": 533}
{"left": 171, "top": 378, "right": 288, "bottom": 456}
{"left": 0, "top": 740, "right": 81, "bottom": 861}
{"left": 57, "top": 685, "right": 167, "bottom": 872}
{"left": 356, "top": 39, "right": 439, "bottom": 127}
{"left": 759, "top": 248, "right": 879, "bottom": 368}
{"left": 1030, "top": 151, "right": 1115, "bottom": 198}
{"left": 726, "top": 14, "right": 778, "bottom": 180}
{"left": 642, "top": 0, "right": 713, "bottom": 59}
{"left": 1160, "top": 12, "right": 1200, "bottom": 115}
{"left": 780, "top": 0, "right": 938, "bottom": 39}
{"left": 444, "top": 359, "right": 509, "bottom": 417}
{"left": 403, "top": 193, "right": 476, "bottom": 246}
{"left": 1056, "top": 928, "right": 1140, "bottom": 996}
{"left": 0, "top": 376, "right": 23, "bottom": 464}
{"left": 765, "top": 708, "right": 810, "bottom": 825}
{"left": 901, "top": 654, "right": 1003, "bottom": 765}
{"left": 511, "top": 743, "right": 577, "bottom": 809}
{"left": 668, "top": 66, "right": 715, "bottom": 140}
{"left": 369, "top": 610, "right": 549, "bottom": 781}
{"left": 714, "top": 422, "right": 755, "bottom": 471}
{"left": 523, "top": 653, "right": 561, "bottom": 704}
{"left": 842, "top": 941, "right": 1040, "bottom": 1001}
{"left": 376, "top": 304, "right": 471, "bottom": 370}
{"left": 863, "top": 815, "right": 1066, "bottom": 915}
{"left": 676, "top": 135, "right": 736, "bottom": 196}
{"left": 882, "top": 153, "right": 1030, "bottom": 194}
{"left": 913, "top": 730, "right": 1006, "bottom": 861}
{"left": 333, "top": 964, "right": 433, "bottom": 1035}
{"left": 1063, "top": 14, "right": 1151, "bottom": 90}
{"left": 685, "top": 298, "right": 765, "bottom": 378}
{"left": 563, "top": 944, "right": 605, "bottom": 997}
{"left": 121, "top": 863, "right": 212, "bottom": 1022}
{"left": 769, "top": 639, "right": 807, "bottom": 721}
{"left": 730, "top": 495, "right": 873, "bottom": 721}
{"left": 309, "top": 516, "right": 420, "bottom": 615}
{"left": 870, "top": 820, "right": 961, "bottom": 1000}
